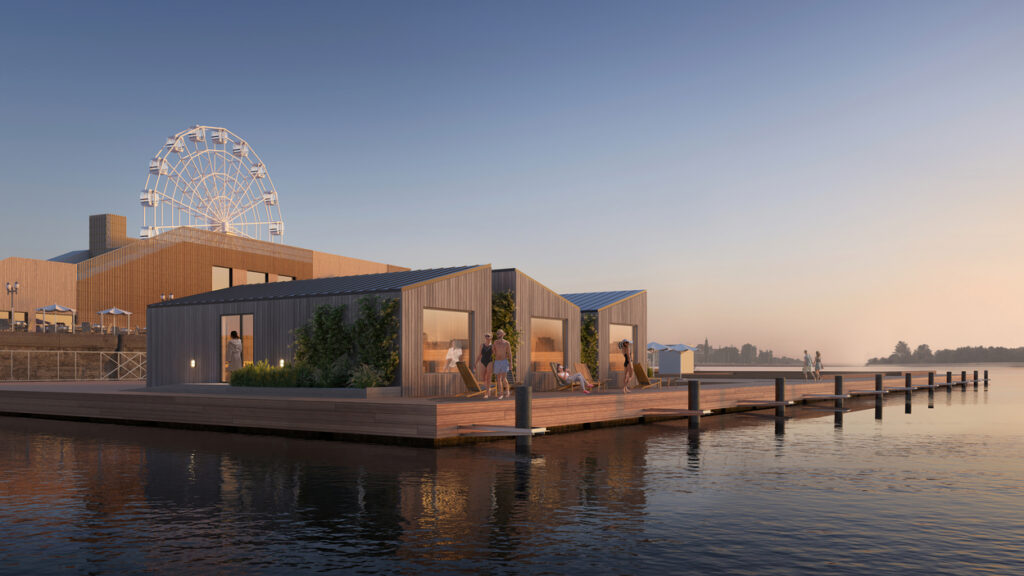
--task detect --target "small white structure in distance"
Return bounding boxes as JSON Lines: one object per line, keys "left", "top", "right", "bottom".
{"left": 653, "top": 343, "right": 698, "bottom": 375}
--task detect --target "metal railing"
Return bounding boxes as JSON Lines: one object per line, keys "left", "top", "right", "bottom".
{"left": 0, "top": 350, "right": 146, "bottom": 381}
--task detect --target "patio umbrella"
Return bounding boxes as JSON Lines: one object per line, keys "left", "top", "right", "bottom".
{"left": 36, "top": 304, "right": 76, "bottom": 332}
{"left": 647, "top": 341, "right": 669, "bottom": 351}
{"left": 667, "top": 344, "right": 700, "bottom": 352}
{"left": 98, "top": 307, "right": 132, "bottom": 333}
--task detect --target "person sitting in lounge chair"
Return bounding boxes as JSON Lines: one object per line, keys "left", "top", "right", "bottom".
{"left": 556, "top": 363, "right": 593, "bottom": 394}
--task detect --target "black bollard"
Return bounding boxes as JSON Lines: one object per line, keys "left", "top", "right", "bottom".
{"left": 875, "top": 373, "right": 883, "bottom": 419}
{"left": 834, "top": 375, "right": 844, "bottom": 428}
{"left": 775, "top": 377, "right": 786, "bottom": 420}
{"left": 946, "top": 371, "right": 952, "bottom": 396}
{"left": 687, "top": 379, "right": 701, "bottom": 433}
{"left": 515, "top": 384, "right": 532, "bottom": 454}
{"left": 973, "top": 370, "right": 979, "bottom": 390}
{"left": 928, "top": 372, "right": 935, "bottom": 408}
{"left": 984, "top": 369, "right": 989, "bottom": 389}
{"left": 961, "top": 370, "right": 967, "bottom": 389}
{"left": 905, "top": 373, "right": 912, "bottom": 414}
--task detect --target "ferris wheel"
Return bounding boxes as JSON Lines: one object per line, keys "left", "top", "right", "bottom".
{"left": 140, "top": 125, "right": 284, "bottom": 243}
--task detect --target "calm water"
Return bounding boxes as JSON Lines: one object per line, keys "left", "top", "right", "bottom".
{"left": 1, "top": 366, "right": 1022, "bottom": 575}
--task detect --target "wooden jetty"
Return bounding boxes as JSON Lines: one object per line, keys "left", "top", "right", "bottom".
{"left": 0, "top": 369, "right": 988, "bottom": 447}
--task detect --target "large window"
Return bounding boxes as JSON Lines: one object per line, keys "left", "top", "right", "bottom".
{"left": 212, "top": 266, "right": 231, "bottom": 291}
{"left": 246, "top": 271, "right": 268, "bottom": 285}
{"left": 530, "top": 317, "right": 565, "bottom": 371}
{"left": 608, "top": 323, "right": 635, "bottom": 372}
{"left": 276, "top": 275, "right": 294, "bottom": 282}
{"left": 221, "top": 314, "right": 254, "bottom": 382}
{"left": 422, "top": 309, "right": 470, "bottom": 373}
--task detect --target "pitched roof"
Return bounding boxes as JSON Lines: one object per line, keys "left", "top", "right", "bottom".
{"left": 151, "top": 265, "right": 481, "bottom": 308}
{"left": 560, "top": 290, "right": 644, "bottom": 312}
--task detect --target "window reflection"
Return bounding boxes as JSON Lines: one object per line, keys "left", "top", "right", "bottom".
{"left": 530, "top": 317, "right": 564, "bottom": 371}
{"left": 246, "top": 271, "right": 268, "bottom": 285}
{"left": 422, "top": 309, "right": 470, "bottom": 373}
{"left": 608, "top": 323, "right": 634, "bottom": 372}
{"left": 212, "top": 266, "right": 231, "bottom": 290}
{"left": 221, "top": 314, "right": 254, "bottom": 382}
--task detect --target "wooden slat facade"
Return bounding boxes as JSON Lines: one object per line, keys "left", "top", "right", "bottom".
{"left": 596, "top": 291, "right": 647, "bottom": 387}
{"left": 400, "top": 266, "right": 492, "bottom": 398}
{"left": 0, "top": 257, "right": 78, "bottom": 324}
{"left": 492, "top": 269, "right": 581, "bottom": 390}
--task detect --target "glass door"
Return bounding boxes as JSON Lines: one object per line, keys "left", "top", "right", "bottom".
{"left": 221, "top": 314, "right": 254, "bottom": 382}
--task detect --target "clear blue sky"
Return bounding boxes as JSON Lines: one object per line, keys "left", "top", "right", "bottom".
{"left": 3, "top": 1, "right": 1023, "bottom": 362}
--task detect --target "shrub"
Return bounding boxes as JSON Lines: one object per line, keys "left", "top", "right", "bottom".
{"left": 492, "top": 290, "right": 520, "bottom": 371}
{"left": 581, "top": 313, "right": 598, "bottom": 378}
{"left": 348, "top": 363, "right": 384, "bottom": 388}
{"left": 230, "top": 360, "right": 326, "bottom": 387}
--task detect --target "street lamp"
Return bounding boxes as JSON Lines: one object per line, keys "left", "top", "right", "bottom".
{"left": 6, "top": 281, "right": 19, "bottom": 332}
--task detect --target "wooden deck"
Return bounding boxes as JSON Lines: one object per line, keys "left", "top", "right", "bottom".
{"left": 0, "top": 372, "right": 954, "bottom": 446}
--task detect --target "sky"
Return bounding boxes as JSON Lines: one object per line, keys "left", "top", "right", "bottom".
{"left": 2, "top": 0, "right": 1023, "bottom": 363}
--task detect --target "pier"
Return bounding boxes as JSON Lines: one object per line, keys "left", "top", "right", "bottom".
{"left": 0, "top": 369, "right": 989, "bottom": 447}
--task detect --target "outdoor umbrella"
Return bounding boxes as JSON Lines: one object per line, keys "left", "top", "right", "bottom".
{"left": 647, "top": 341, "right": 669, "bottom": 351}
{"left": 98, "top": 307, "right": 132, "bottom": 333}
{"left": 36, "top": 304, "right": 76, "bottom": 332}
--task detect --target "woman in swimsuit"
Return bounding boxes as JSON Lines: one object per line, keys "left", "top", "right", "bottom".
{"left": 621, "top": 339, "right": 634, "bottom": 394}
{"left": 476, "top": 333, "right": 494, "bottom": 397}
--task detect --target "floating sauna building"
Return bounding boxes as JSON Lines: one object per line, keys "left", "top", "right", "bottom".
{"left": 561, "top": 290, "right": 648, "bottom": 386}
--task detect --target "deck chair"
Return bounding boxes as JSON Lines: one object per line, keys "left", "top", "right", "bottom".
{"left": 573, "top": 362, "right": 605, "bottom": 390}
{"left": 550, "top": 362, "right": 582, "bottom": 391}
{"left": 455, "top": 361, "right": 488, "bottom": 398}
{"left": 632, "top": 362, "right": 663, "bottom": 389}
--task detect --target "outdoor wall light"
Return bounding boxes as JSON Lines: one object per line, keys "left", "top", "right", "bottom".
{"left": 190, "top": 359, "right": 196, "bottom": 368}
{"left": 279, "top": 359, "right": 285, "bottom": 368}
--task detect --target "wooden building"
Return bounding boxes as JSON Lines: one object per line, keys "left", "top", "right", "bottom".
{"left": 492, "top": 269, "right": 580, "bottom": 390}
{"left": 147, "top": 265, "right": 492, "bottom": 397}
{"left": 0, "top": 258, "right": 77, "bottom": 329}
{"left": 561, "top": 290, "right": 648, "bottom": 387}
{"left": 1, "top": 214, "right": 405, "bottom": 331}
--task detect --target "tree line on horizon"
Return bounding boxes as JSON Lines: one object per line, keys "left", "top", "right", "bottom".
{"left": 693, "top": 342, "right": 801, "bottom": 366}
{"left": 867, "top": 341, "right": 1024, "bottom": 364}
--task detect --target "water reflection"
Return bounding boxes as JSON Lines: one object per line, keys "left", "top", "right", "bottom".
{"left": 0, "top": 368, "right": 1018, "bottom": 575}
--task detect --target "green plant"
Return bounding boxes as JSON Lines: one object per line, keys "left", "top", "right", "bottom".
{"left": 581, "top": 313, "right": 598, "bottom": 378}
{"left": 351, "top": 296, "right": 400, "bottom": 385}
{"left": 348, "top": 363, "right": 384, "bottom": 388}
{"left": 293, "top": 304, "right": 353, "bottom": 385}
{"left": 229, "top": 360, "right": 324, "bottom": 387}
{"left": 492, "top": 290, "right": 520, "bottom": 372}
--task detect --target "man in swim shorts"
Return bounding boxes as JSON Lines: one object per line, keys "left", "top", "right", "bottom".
{"left": 492, "top": 329, "right": 512, "bottom": 399}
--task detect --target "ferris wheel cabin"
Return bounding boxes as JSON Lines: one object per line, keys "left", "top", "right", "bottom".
{"left": 148, "top": 158, "right": 169, "bottom": 175}
{"left": 139, "top": 189, "right": 159, "bottom": 207}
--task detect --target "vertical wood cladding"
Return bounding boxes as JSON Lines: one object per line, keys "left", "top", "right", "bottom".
{"left": 0, "top": 258, "right": 77, "bottom": 319}
{"left": 79, "top": 227, "right": 398, "bottom": 329}
{"left": 597, "top": 291, "right": 647, "bottom": 385}
{"left": 492, "top": 269, "right": 580, "bottom": 391}
{"left": 400, "top": 266, "right": 492, "bottom": 398}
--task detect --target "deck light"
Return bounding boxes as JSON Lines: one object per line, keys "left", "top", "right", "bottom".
{"left": 279, "top": 359, "right": 285, "bottom": 368}
{"left": 190, "top": 359, "right": 196, "bottom": 368}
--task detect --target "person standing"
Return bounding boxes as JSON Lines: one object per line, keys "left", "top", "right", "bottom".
{"left": 227, "top": 330, "right": 243, "bottom": 380}
{"left": 621, "top": 340, "right": 635, "bottom": 394}
{"left": 802, "top": 350, "right": 813, "bottom": 382}
{"left": 476, "top": 333, "right": 494, "bottom": 398}
{"left": 492, "top": 329, "right": 513, "bottom": 400}
{"left": 814, "top": 351, "right": 823, "bottom": 382}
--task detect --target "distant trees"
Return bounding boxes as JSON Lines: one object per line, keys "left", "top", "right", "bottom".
{"left": 868, "top": 342, "right": 1023, "bottom": 364}
{"left": 696, "top": 341, "right": 799, "bottom": 366}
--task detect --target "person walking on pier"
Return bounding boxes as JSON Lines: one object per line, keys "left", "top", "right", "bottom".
{"left": 803, "top": 350, "right": 813, "bottom": 382}
{"left": 814, "top": 351, "right": 823, "bottom": 382}
{"left": 492, "top": 329, "right": 512, "bottom": 400}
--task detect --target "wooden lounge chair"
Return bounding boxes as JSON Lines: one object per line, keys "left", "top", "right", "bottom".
{"left": 455, "top": 361, "right": 488, "bottom": 398}
{"left": 573, "top": 362, "right": 605, "bottom": 390}
{"left": 632, "top": 362, "right": 663, "bottom": 390}
{"left": 550, "top": 362, "right": 582, "bottom": 392}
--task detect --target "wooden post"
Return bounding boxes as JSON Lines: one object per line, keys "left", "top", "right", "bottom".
{"left": 984, "top": 369, "right": 989, "bottom": 389}
{"left": 834, "top": 374, "right": 844, "bottom": 428}
{"left": 961, "top": 370, "right": 967, "bottom": 389}
{"left": 775, "top": 377, "right": 786, "bottom": 419}
{"left": 515, "top": 384, "right": 532, "bottom": 454}
{"left": 946, "top": 371, "right": 952, "bottom": 395}
{"left": 687, "top": 379, "right": 701, "bottom": 433}
{"left": 875, "top": 373, "right": 883, "bottom": 419}
{"left": 973, "top": 370, "right": 979, "bottom": 390}
{"left": 905, "top": 372, "right": 912, "bottom": 413}
{"left": 927, "top": 371, "right": 935, "bottom": 408}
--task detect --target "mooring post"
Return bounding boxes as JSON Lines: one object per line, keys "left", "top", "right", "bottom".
{"left": 973, "top": 370, "right": 979, "bottom": 390}
{"left": 961, "top": 370, "right": 967, "bottom": 389}
{"left": 775, "top": 377, "right": 786, "bottom": 419}
{"left": 515, "top": 384, "right": 532, "bottom": 454}
{"left": 834, "top": 374, "right": 844, "bottom": 428}
{"left": 874, "top": 373, "right": 884, "bottom": 418}
{"left": 905, "top": 372, "right": 913, "bottom": 413}
{"left": 687, "top": 379, "right": 701, "bottom": 433}
{"left": 927, "top": 371, "right": 935, "bottom": 407}
{"left": 946, "top": 371, "right": 952, "bottom": 395}
{"left": 984, "top": 369, "right": 989, "bottom": 389}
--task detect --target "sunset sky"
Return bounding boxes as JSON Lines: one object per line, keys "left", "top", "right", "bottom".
{"left": 2, "top": 1, "right": 1022, "bottom": 363}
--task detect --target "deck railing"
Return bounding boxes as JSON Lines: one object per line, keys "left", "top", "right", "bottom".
{"left": 0, "top": 350, "right": 146, "bottom": 381}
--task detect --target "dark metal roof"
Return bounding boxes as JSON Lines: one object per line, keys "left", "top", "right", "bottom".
{"left": 151, "top": 265, "right": 481, "bottom": 308}
{"left": 560, "top": 290, "right": 644, "bottom": 312}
